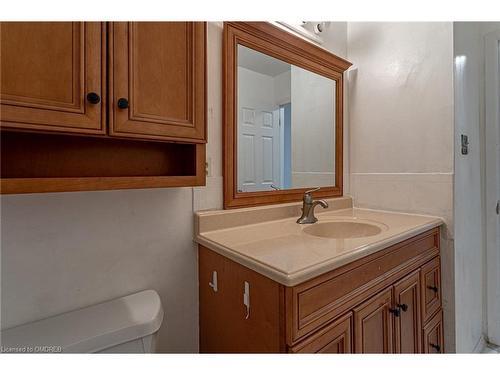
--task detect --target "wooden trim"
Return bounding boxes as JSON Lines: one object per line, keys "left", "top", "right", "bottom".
{"left": 0, "top": 175, "right": 205, "bottom": 195}
{"left": 223, "top": 22, "right": 351, "bottom": 209}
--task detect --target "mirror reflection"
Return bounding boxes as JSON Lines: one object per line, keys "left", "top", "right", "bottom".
{"left": 237, "top": 45, "right": 337, "bottom": 193}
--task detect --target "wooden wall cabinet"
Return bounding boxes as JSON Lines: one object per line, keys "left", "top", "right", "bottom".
{"left": 0, "top": 22, "right": 106, "bottom": 135}
{"left": 109, "top": 22, "right": 206, "bottom": 143}
{"left": 0, "top": 22, "right": 207, "bottom": 194}
{"left": 199, "top": 228, "right": 444, "bottom": 353}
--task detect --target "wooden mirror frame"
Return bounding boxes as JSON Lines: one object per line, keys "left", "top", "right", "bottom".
{"left": 223, "top": 22, "right": 352, "bottom": 209}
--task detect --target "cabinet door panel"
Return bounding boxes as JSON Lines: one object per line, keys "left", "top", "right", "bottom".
{"left": 110, "top": 22, "right": 206, "bottom": 142}
{"left": 394, "top": 270, "right": 422, "bottom": 353}
{"left": 0, "top": 22, "right": 105, "bottom": 134}
{"left": 290, "top": 312, "right": 352, "bottom": 353}
{"left": 421, "top": 257, "right": 441, "bottom": 323}
{"left": 354, "top": 287, "right": 394, "bottom": 353}
{"left": 423, "top": 310, "right": 444, "bottom": 353}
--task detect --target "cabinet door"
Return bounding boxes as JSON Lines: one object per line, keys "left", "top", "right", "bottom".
{"left": 423, "top": 310, "right": 444, "bottom": 353}
{"left": 393, "top": 271, "right": 422, "bottom": 353}
{"left": 109, "top": 22, "right": 206, "bottom": 143}
{"left": 353, "top": 287, "right": 394, "bottom": 353}
{"left": 0, "top": 22, "right": 105, "bottom": 134}
{"left": 290, "top": 313, "right": 352, "bottom": 353}
{"left": 420, "top": 257, "right": 442, "bottom": 323}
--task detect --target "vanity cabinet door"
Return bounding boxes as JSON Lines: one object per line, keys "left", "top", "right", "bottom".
{"left": 353, "top": 287, "right": 394, "bottom": 353}
{"left": 109, "top": 22, "right": 206, "bottom": 143}
{"left": 0, "top": 22, "right": 105, "bottom": 134}
{"left": 393, "top": 271, "right": 422, "bottom": 353}
{"left": 420, "top": 257, "right": 442, "bottom": 323}
{"left": 423, "top": 310, "right": 444, "bottom": 353}
{"left": 289, "top": 312, "right": 352, "bottom": 353}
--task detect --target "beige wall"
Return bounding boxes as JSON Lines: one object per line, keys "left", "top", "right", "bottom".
{"left": 347, "top": 22, "right": 455, "bottom": 351}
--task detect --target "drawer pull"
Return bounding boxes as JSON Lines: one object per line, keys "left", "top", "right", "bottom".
{"left": 389, "top": 307, "right": 401, "bottom": 317}
{"left": 397, "top": 303, "right": 408, "bottom": 312}
{"left": 430, "top": 343, "right": 441, "bottom": 353}
{"left": 428, "top": 285, "right": 438, "bottom": 293}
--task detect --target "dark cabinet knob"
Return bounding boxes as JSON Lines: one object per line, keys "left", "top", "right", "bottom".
{"left": 86, "top": 92, "right": 100, "bottom": 104}
{"left": 397, "top": 303, "right": 408, "bottom": 312}
{"left": 428, "top": 285, "right": 439, "bottom": 293}
{"left": 430, "top": 343, "right": 441, "bottom": 353}
{"left": 389, "top": 307, "right": 400, "bottom": 317}
{"left": 117, "top": 98, "right": 129, "bottom": 109}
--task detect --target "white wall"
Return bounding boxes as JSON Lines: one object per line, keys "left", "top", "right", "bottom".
{"left": 347, "top": 22, "right": 456, "bottom": 351}
{"left": 291, "top": 66, "right": 336, "bottom": 188}
{"left": 453, "top": 22, "right": 500, "bottom": 353}
{"left": 0, "top": 22, "right": 225, "bottom": 353}
{"left": 273, "top": 70, "right": 291, "bottom": 105}
{"left": 0, "top": 188, "right": 197, "bottom": 352}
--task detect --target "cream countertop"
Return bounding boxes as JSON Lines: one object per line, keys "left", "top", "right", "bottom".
{"left": 194, "top": 197, "right": 443, "bottom": 286}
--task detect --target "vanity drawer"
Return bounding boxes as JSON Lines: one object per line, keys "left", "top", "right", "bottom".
{"left": 289, "top": 312, "right": 352, "bottom": 353}
{"left": 286, "top": 228, "right": 439, "bottom": 344}
{"left": 422, "top": 309, "right": 444, "bottom": 353}
{"left": 420, "top": 257, "right": 442, "bottom": 323}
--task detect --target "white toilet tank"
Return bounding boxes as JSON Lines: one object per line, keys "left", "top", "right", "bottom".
{"left": 1, "top": 290, "right": 164, "bottom": 353}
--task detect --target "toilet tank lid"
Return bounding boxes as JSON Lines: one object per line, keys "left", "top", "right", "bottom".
{"left": 1, "top": 290, "right": 164, "bottom": 353}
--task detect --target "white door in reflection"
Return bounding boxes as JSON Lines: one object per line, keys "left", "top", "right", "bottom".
{"left": 237, "top": 105, "right": 281, "bottom": 192}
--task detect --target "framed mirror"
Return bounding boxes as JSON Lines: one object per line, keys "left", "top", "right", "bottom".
{"left": 223, "top": 22, "right": 352, "bottom": 208}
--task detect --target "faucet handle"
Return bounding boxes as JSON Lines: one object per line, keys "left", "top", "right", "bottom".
{"left": 303, "top": 187, "right": 320, "bottom": 204}
{"left": 305, "top": 187, "right": 320, "bottom": 195}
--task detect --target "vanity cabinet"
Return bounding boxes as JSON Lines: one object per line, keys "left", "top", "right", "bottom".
{"left": 199, "top": 227, "right": 444, "bottom": 353}
{"left": 0, "top": 22, "right": 207, "bottom": 194}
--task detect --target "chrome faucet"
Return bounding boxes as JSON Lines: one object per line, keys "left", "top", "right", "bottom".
{"left": 296, "top": 187, "right": 329, "bottom": 224}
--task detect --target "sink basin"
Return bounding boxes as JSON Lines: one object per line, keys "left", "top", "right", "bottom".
{"left": 302, "top": 221, "right": 383, "bottom": 239}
